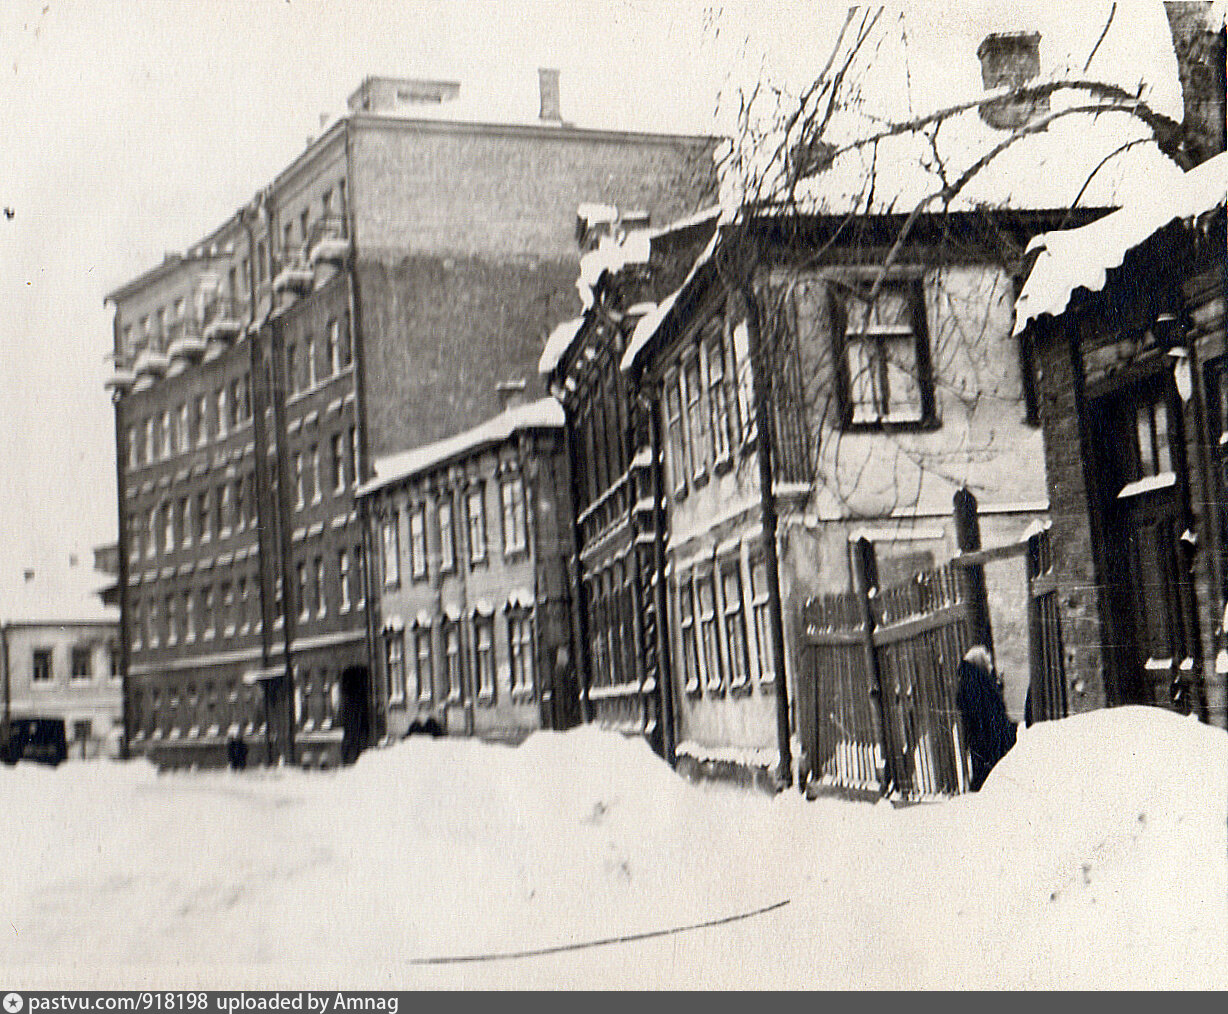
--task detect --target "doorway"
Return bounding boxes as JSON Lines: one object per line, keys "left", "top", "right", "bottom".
{"left": 339, "top": 665, "right": 371, "bottom": 764}
{"left": 1090, "top": 375, "right": 1199, "bottom": 711}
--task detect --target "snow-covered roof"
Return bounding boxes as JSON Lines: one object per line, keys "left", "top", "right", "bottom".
{"left": 0, "top": 559, "right": 118, "bottom": 626}
{"left": 717, "top": 3, "right": 1186, "bottom": 216}
{"left": 575, "top": 230, "right": 652, "bottom": 310}
{"left": 538, "top": 317, "right": 586, "bottom": 375}
{"left": 1015, "top": 152, "right": 1228, "bottom": 334}
{"left": 357, "top": 398, "right": 565, "bottom": 496}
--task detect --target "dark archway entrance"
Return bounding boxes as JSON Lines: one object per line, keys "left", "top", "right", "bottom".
{"left": 339, "top": 665, "right": 371, "bottom": 764}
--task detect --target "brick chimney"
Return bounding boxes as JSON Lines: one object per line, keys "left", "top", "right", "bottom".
{"left": 539, "top": 68, "right": 562, "bottom": 123}
{"left": 496, "top": 378, "right": 529, "bottom": 412}
{"left": 976, "top": 32, "right": 1046, "bottom": 130}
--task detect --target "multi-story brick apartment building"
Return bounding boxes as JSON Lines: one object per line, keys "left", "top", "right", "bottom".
{"left": 2, "top": 559, "right": 122, "bottom": 760}
{"left": 104, "top": 73, "right": 714, "bottom": 767}
{"left": 356, "top": 391, "right": 578, "bottom": 741}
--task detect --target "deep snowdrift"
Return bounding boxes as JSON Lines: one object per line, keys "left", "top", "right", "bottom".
{"left": 1, "top": 707, "right": 1224, "bottom": 988}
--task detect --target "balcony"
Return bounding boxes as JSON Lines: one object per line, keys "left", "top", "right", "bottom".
{"left": 166, "top": 317, "right": 207, "bottom": 361}
{"left": 104, "top": 358, "right": 136, "bottom": 393}
{"left": 272, "top": 253, "right": 314, "bottom": 296}
{"left": 307, "top": 215, "right": 350, "bottom": 266}
{"left": 133, "top": 346, "right": 170, "bottom": 379}
{"left": 202, "top": 296, "right": 248, "bottom": 343}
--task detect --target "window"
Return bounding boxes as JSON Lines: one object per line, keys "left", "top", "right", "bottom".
{"left": 750, "top": 558, "right": 774, "bottom": 686}
{"left": 228, "top": 378, "right": 242, "bottom": 429}
{"left": 165, "top": 593, "right": 177, "bottom": 646}
{"left": 127, "top": 426, "right": 139, "bottom": 469}
{"left": 337, "top": 549, "right": 351, "bottom": 612}
{"left": 177, "top": 403, "right": 190, "bottom": 453}
{"left": 296, "top": 562, "right": 309, "bottom": 621}
{"left": 696, "top": 572, "right": 722, "bottom": 693}
{"left": 414, "top": 629, "right": 433, "bottom": 702}
{"left": 339, "top": 316, "right": 352, "bottom": 369}
{"left": 310, "top": 445, "right": 321, "bottom": 504}
{"left": 179, "top": 496, "right": 191, "bottom": 548}
{"left": 706, "top": 327, "right": 733, "bottom": 464}
{"left": 71, "top": 647, "right": 92, "bottom": 681}
{"left": 161, "top": 410, "right": 172, "bottom": 459}
{"left": 184, "top": 590, "right": 195, "bottom": 642}
{"left": 144, "top": 418, "right": 154, "bottom": 465}
{"left": 148, "top": 596, "right": 160, "bottom": 648}
{"left": 314, "top": 556, "right": 326, "bottom": 617}
{"left": 238, "top": 575, "right": 251, "bottom": 633}
{"left": 326, "top": 319, "right": 340, "bottom": 376}
{"left": 721, "top": 562, "right": 750, "bottom": 691}
{"left": 684, "top": 356, "right": 709, "bottom": 479}
{"left": 305, "top": 337, "right": 316, "bottom": 389}
{"left": 382, "top": 514, "right": 400, "bottom": 587}
{"left": 438, "top": 499, "right": 455, "bottom": 572}
{"left": 409, "top": 507, "right": 428, "bottom": 580}
{"left": 466, "top": 486, "right": 487, "bottom": 565}
{"left": 108, "top": 644, "right": 119, "bottom": 680}
{"left": 197, "top": 490, "right": 211, "bottom": 544}
{"left": 473, "top": 619, "right": 495, "bottom": 701}
{"left": 232, "top": 477, "right": 245, "bottom": 532}
{"left": 215, "top": 483, "right": 227, "bottom": 539}
{"left": 386, "top": 634, "right": 406, "bottom": 702}
{"left": 331, "top": 434, "right": 345, "bottom": 493}
{"left": 665, "top": 372, "right": 689, "bottom": 495}
{"left": 354, "top": 545, "right": 366, "bottom": 608}
{"left": 146, "top": 507, "right": 157, "bottom": 559}
{"left": 202, "top": 586, "right": 215, "bottom": 639}
{"left": 349, "top": 427, "right": 359, "bottom": 486}
{"left": 836, "top": 279, "right": 932, "bottom": 427}
{"left": 72, "top": 719, "right": 92, "bottom": 743}
{"left": 285, "top": 341, "right": 298, "bottom": 395}
{"left": 216, "top": 388, "right": 228, "bottom": 439}
{"left": 677, "top": 578, "right": 699, "bottom": 694}
{"left": 444, "top": 623, "right": 462, "bottom": 701}
{"left": 293, "top": 453, "right": 305, "bottom": 508}
{"left": 1133, "top": 397, "right": 1173, "bottom": 480}
{"left": 196, "top": 394, "right": 209, "bottom": 447}
{"left": 221, "top": 582, "right": 235, "bottom": 636}
{"left": 509, "top": 614, "right": 534, "bottom": 695}
{"left": 131, "top": 604, "right": 143, "bottom": 652}
{"left": 163, "top": 502, "right": 175, "bottom": 553}
{"left": 500, "top": 476, "right": 527, "bottom": 555}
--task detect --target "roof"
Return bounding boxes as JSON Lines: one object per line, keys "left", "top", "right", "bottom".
{"left": 357, "top": 398, "right": 565, "bottom": 497}
{"left": 0, "top": 560, "right": 118, "bottom": 627}
{"left": 717, "top": 4, "right": 1186, "bottom": 216}
{"left": 1015, "top": 152, "right": 1228, "bottom": 335}
{"left": 538, "top": 317, "right": 586, "bottom": 375}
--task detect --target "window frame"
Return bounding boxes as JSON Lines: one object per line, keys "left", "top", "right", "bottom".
{"left": 438, "top": 497, "right": 456, "bottom": 573}
{"left": 414, "top": 628, "right": 434, "bottom": 704}
{"left": 508, "top": 612, "right": 535, "bottom": 697}
{"left": 409, "top": 505, "right": 428, "bottom": 581}
{"left": 831, "top": 276, "right": 936, "bottom": 431}
{"left": 385, "top": 633, "right": 406, "bottom": 704}
{"left": 466, "top": 484, "right": 487, "bottom": 566}
{"left": 473, "top": 617, "right": 495, "bottom": 703}
{"left": 381, "top": 513, "right": 401, "bottom": 588}
{"left": 70, "top": 646, "right": 92, "bottom": 681}
{"left": 500, "top": 474, "right": 527, "bottom": 557}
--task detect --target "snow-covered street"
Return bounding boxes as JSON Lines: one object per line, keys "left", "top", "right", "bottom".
{"left": 2, "top": 706, "right": 1225, "bottom": 989}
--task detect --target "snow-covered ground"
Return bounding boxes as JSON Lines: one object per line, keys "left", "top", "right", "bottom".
{"left": 2, "top": 706, "right": 1224, "bottom": 989}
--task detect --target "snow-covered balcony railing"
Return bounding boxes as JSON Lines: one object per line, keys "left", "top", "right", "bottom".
{"left": 306, "top": 214, "right": 350, "bottom": 266}
{"left": 272, "top": 252, "right": 315, "bottom": 296}
{"left": 132, "top": 345, "right": 170, "bottom": 379}
{"left": 201, "top": 296, "right": 248, "bottom": 343}
{"left": 104, "top": 354, "right": 137, "bottom": 392}
{"left": 165, "top": 316, "right": 207, "bottom": 361}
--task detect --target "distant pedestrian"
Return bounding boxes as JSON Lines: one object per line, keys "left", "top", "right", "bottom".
{"left": 955, "top": 645, "right": 1016, "bottom": 791}
{"left": 227, "top": 733, "right": 248, "bottom": 772}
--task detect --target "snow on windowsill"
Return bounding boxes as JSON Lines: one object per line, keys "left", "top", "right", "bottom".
{"left": 1117, "top": 472, "right": 1176, "bottom": 499}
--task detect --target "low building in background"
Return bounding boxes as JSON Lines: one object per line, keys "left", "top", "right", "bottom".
{"left": 356, "top": 391, "right": 579, "bottom": 741}
{"left": 1, "top": 559, "right": 122, "bottom": 759}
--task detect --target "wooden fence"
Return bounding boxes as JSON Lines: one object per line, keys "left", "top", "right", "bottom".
{"left": 797, "top": 491, "right": 1067, "bottom": 801}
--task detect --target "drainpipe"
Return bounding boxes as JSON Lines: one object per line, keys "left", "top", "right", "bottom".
{"left": 2, "top": 624, "right": 11, "bottom": 745}
{"left": 645, "top": 384, "right": 677, "bottom": 764}
{"left": 342, "top": 118, "right": 380, "bottom": 746}
{"left": 743, "top": 284, "right": 794, "bottom": 789}
{"left": 109, "top": 304, "right": 132, "bottom": 761}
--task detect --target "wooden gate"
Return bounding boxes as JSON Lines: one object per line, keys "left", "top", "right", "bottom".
{"left": 798, "top": 493, "right": 1068, "bottom": 801}
{"left": 799, "top": 539, "right": 972, "bottom": 800}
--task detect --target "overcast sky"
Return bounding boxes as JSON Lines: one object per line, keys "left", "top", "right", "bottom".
{"left": 0, "top": 0, "right": 740, "bottom": 573}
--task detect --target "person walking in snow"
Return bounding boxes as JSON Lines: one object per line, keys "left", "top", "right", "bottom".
{"left": 955, "top": 645, "right": 1016, "bottom": 791}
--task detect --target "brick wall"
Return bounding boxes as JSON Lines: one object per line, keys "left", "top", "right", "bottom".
{"left": 1034, "top": 322, "right": 1108, "bottom": 714}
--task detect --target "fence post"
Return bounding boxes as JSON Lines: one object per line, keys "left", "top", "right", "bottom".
{"left": 853, "top": 537, "right": 899, "bottom": 797}
{"left": 953, "top": 488, "right": 994, "bottom": 656}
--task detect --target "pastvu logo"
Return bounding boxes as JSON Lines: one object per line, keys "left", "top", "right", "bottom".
{"left": 3, "top": 993, "right": 23, "bottom": 1013}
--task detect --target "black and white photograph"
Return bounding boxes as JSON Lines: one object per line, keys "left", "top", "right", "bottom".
{"left": 0, "top": 0, "right": 1225, "bottom": 991}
